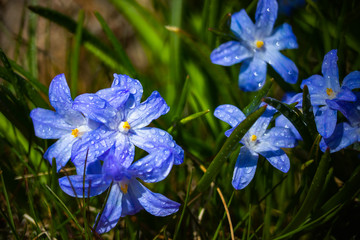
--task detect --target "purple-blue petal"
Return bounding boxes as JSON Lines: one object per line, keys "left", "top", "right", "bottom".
{"left": 112, "top": 74, "right": 144, "bottom": 106}
{"left": 301, "top": 75, "right": 328, "bottom": 105}
{"left": 255, "top": 0, "right": 278, "bottom": 38}
{"left": 263, "top": 48, "right": 298, "bottom": 84}
{"left": 342, "top": 71, "right": 360, "bottom": 90}
{"left": 129, "top": 128, "right": 184, "bottom": 165}
{"left": 128, "top": 180, "right": 180, "bottom": 216}
{"left": 314, "top": 105, "right": 337, "bottom": 138}
{"left": 48, "top": 74, "right": 73, "bottom": 116}
{"left": 265, "top": 23, "right": 298, "bottom": 50}
{"left": 321, "top": 49, "right": 340, "bottom": 91}
{"left": 127, "top": 91, "right": 169, "bottom": 129}
{"left": 214, "top": 104, "right": 245, "bottom": 128}
{"left": 230, "top": 9, "right": 255, "bottom": 42}
{"left": 121, "top": 186, "right": 143, "bottom": 217}
{"left": 96, "top": 87, "right": 130, "bottom": 110}
{"left": 326, "top": 93, "right": 360, "bottom": 126}
{"left": 248, "top": 114, "right": 272, "bottom": 138}
{"left": 320, "top": 122, "right": 359, "bottom": 153}
{"left": 261, "top": 127, "right": 297, "bottom": 148}
{"left": 275, "top": 115, "right": 302, "bottom": 140}
{"left": 210, "top": 41, "right": 252, "bottom": 66}
{"left": 258, "top": 148, "right": 290, "bottom": 172}
{"left": 94, "top": 183, "right": 123, "bottom": 234}
{"left": 239, "top": 58, "right": 267, "bottom": 92}
{"left": 232, "top": 146, "right": 258, "bottom": 190}
{"left": 58, "top": 174, "right": 110, "bottom": 198}
{"left": 335, "top": 87, "right": 356, "bottom": 102}
{"left": 44, "top": 134, "right": 76, "bottom": 171}
{"left": 130, "top": 148, "right": 174, "bottom": 183}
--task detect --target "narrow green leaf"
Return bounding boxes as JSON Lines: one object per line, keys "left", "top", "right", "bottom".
{"left": 70, "top": 10, "right": 85, "bottom": 99}
{"left": 302, "top": 85, "right": 317, "bottom": 139}
{"left": 243, "top": 78, "right": 273, "bottom": 116}
{"left": 173, "top": 75, "right": 191, "bottom": 122}
{"left": 194, "top": 105, "right": 267, "bottom": 193}
{"left": 179, "top": 110, "right": 210, "bottom": 125}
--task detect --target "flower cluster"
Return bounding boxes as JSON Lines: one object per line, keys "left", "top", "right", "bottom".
{"left": 210, "top": 0, "right": 298, "bottom": 92}
{"left": 30, "top": 73, "right": 184, "bottom": 233}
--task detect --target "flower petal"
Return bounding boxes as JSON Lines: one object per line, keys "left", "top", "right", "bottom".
{"left": 73, "top": 93, "right": 117, "bottom": 125}
{"left": 58, "top": 174, "right": 110, "bottom": 198}
{"left": 335, "top": 87, "right": 356, "bottom": 102}
{"left": 30, "top": 108, "right": 72, "bottom": 139}
{"left": 326, "top": 94, "right": 360, "bottom": 127}
{"left": 265, "top": 23, "right": 298, "bottom": 50}
{"left": 321, "top": 49, "right": 340, "bottom": 91}
{"left": 210, "top": 41, "right": 252, "bottom": 66}
{"left": 275, "top": 115, "right": 302, "bottom": 140}
{"left": 121, "top": 187, "right": 143, "bottom": 216}
{"left": 258, "top": 148, "right": 290, "bottom": 172}
{"left": 239, "top": 58, "right": 267, "bottom": 92}
{"left": 130, "top": 148, "right": 174, "bottom": 183}
{"left": 230, "top": 9, "right": 255, "bottom": 42}
{"left": 232, "top": 146, "right": 258, "bottom": 190}
{"left": 301, "top": 75, "right": 327, "bottom": 105}
{"left": 248, "top": 114, "right": 273, "bottom": 138}
{"left": 260, "top": 127, "right": 297, "bottom": 149}
{"left": 127, "top": 91, "right": 169, "bottom": 129}
{"left": 263, "top": 48, "right": 298, "bottom": 84}
{"left": 48, "top": 74, "right": 73, "bottom": 116}
{"left": 96, "top": 87, "right": 130, "bottom": 110}
{"left": 128, "top": 180, "right": 180, "bottom": 216}
{"left": 112, "top": 74, "right": 144, "bottom": 106}
{"left": 129, "top": 128, "right": 183, "bottom": 165}
{"left": 314, "top": 105, "right": 337, "bottom": 138}
{"left": 342, "top": 71, "right": 360, "bottom": 90}
{"left": 214, "top": 104, "right": 245, "bottom": 128}
{"left": 44, "top": 134, "right": 76, "bottom": 171}
{"left": 320, "top": 122, "right": 359, "bottom": 153}
{"left": 94, "top": 183, "right": 123, "bottom": 234}
{"left": 255, "top": 0, "right": 278, "bottom": 38}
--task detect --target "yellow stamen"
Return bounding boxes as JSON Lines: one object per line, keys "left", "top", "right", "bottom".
{"left": 71, "top": 128, "right": 79, "bottom": 138}
{"left": 123, "top": 121, "right": 131, "bottom": 130}
{"left": 250, "top": 135, "right": 257, "bottom": 141}
{"left": 120, "top": 183, "right": 128, "bottom": 194}
{"left": 326, "top": 88, "right": 334, "bottom": 96}
{"left": 255, "top": 40, "right": 264, "bottom": 48}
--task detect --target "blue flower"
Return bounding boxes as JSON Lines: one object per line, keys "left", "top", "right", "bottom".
{"left": 214, "top": 104, "right": 296, "bottom": 189}
{"left": 301, "top": 49, "right": 358, "bottom": 138}
{"left": 71, "top": 74, "right": 184, "bottom": 174}
{"left": 210, "top": 0, "right": 298, "bottom": 91}
{"left": 275, "top": 92, "right": 303, "bottom": 140}
{"left": 30, "top": 74, "right": 99, "bottom": 171}
{"left": 320, "top": 92, "right": 360, "bottom": 153}
{"left": 59, "top": 145, "right": 180, "bottom": 234}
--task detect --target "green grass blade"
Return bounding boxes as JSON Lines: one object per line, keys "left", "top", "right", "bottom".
{"left": 194, "top": 105, "right": 267, "bottom": 193}
{"left": 301, "top": 85, "right": 317, "bottom": 139}
{"left": 243, "top": 78, "right": 273, "bottom": 116}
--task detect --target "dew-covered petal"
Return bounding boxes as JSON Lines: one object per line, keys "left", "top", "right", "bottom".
{"left": 121, "top": 186, "right": 143, "bottom": 217}
{"left": 260, "top": 127, "right": 297, "bottom": 148}
{"left": 129, "top": 128, "right": 183, "bottom": 165}
{"left": 321, "top": 49, "right": 340, "bottom": 91}
{"left": 275, "top": 115, "right": 302, "bottom": 140}
{"left": 127, "top": 91, "right": 169, "bottom": 129}
{"left": 335, "top": 87, "right": 356, "bottom": 102}
{"left": 258, "top": 148, "right": 290, "bottom": 173}
{"left": 232, "top": 146, "right": 258, "bottom": 190}
{"left": 239, "top": 58, "right": 267, "bottom": 92}
{"left": 320, "top": 122, "right": 359, "bottom": 153}
{"left": 301, "top": 75, "right": 327, "bottom": 105}
{"left": 73, "top": 93, "right": 117, "bottom": 125}
{"left": 314, "top": 105, "right": 337, "bottom": 138}
{"left": 44, "top": 134, "right": 77, "bottom": 171}
{"left": 325, "top": 96, "right": 360, "bottom": 127}
{"left": 94, "top": 183, "right": 123, "bottom": 234}
{"left": 130, "top": 148, "right": 174, "bottom": 183}
{"left": 30, "top": 108, "right": 72, "bottom": 139}
{"left": 112, "top": 74, "right": 144, "bottom": 106}
{"left": 96, "top": 87, "right": 130, "bottom": 110}
{"left": 248, "top": 114, "right": 272, "bottom": 138}
{"left": 342, "top": 71, "right": 360, "bottom": 90}
{"left": 128, "top": 180, "right": 180, "bottom": 216}
{"left": 263, "top": 48, "right": 298, "bottom": 84}
{"left": 230, "top": 9, "right": 256, "bottom": 42}
{"left": 265, "top": 23, "right": 298, "bottom": 50}
{"left": 255, "top": 0, "right": 278, "bottom": 38}
{"left": 71, "top": 126, "right": 117, "bottom": 174}
{"left": 210, "top": 41, "right": 252, "bottom": 66}
{"left": 58, "top": 174, "right": 110, "bottom": 198}
{"left": 48, "top": 74, "right": 73, "bottom": 116}
{"left": 214, "top": 104, "right": 245, "bottom": 128}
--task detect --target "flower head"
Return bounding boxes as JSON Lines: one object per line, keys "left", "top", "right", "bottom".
{"left": 30, "top": 74, "right": 99, "bottom": 171}
{"left": 210, "top": 0, "right": 298, "bottom": 91}
{"left": 301, "top": 49, "right": 358, "bottom": 138}
{"left": 214, "top": 104, "right": 296, "bottom": 189}
{"left": 59, "top": 145, "right": 180, "bottom": 234}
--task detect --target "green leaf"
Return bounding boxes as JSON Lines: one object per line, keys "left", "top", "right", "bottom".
{"left": 243, "top": 78, "right": 273, "bottom": 116}
{"left": 302, "top": 85, "right": 318, "bottom": 140}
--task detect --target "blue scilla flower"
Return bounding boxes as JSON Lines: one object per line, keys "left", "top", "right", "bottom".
{"left": 71, "top": 74, "right": 184, "bottom": 173}
{"left": 30, "top": 74, "right": 100, "bottom": 171}
{"left": 275, "top": 92, "right": 303, "bottom": 140}
{"left": 320, "top": 92, "right": 360, "bottom": 153}
{"left": 210, "top": 0, "right": 298, "bottom": 92}
{"left": 301, "top": 49, "right": 358, "bottom": 138}
{"left": 59, "top": 145, "right": 180, "bottom": 234}
{"left": 214, "top": 104, "right": 296, "bottom": 189}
